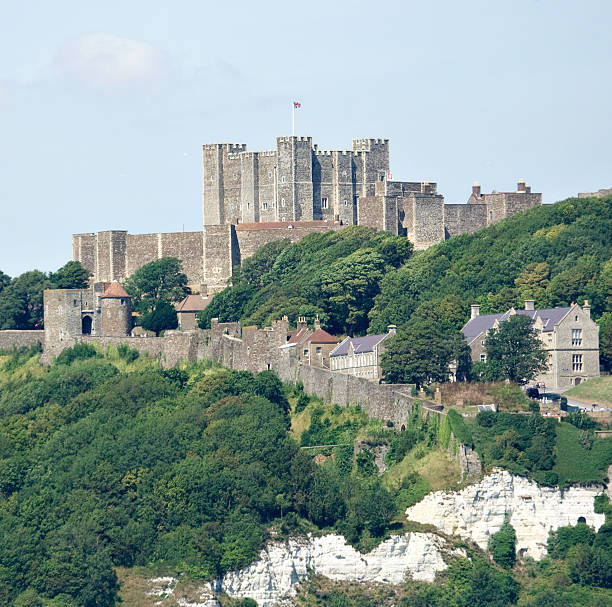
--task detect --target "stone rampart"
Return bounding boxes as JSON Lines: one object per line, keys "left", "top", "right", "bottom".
{"left": 443, "top": 203, "right": 487, "bottom": 238}
{"left": 0, "top": 330, "right": 45, "bottom": 351}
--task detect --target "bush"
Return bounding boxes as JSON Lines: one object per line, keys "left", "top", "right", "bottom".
{"left": 547, "top": 523, "right": 595, "bottom": 559}
{"left": 489, "top": 521, "right": 517, "bottom": 568}
{"left": 55, "top": 343, "right": 100, "bottom": 365}
{"left": 116, "top": 343, "right": 140, "bottom": 362}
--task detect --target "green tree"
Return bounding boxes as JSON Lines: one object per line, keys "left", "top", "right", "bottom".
{"left": 484, "top": 314, "right": 548, "bottom": 383}
{"left": 514, "top": 262, "right": 550, "bottom": 306}
{"left": 0, "top": 270, "right": 49, "bottom": 329}
{"left": 123, "top": 257, "right": 190, "bottom": 316}
{"left": 597, "top": 312, "right": 612, "bottom": 372}
{"left": 48, "top": 261, "right": 92, "bottom": 289}
{"left": 381, "top": 321, "right": 469, "bottom": 387}
{"left": 0, "top": 270, "right": 10, "bottom": 294}
{"left": 489, "top": 521, "right": 517, "bottom": 568}
{"left": 320, "top": 249, "right": 387, "bottom": 335}
{"left": 140, "top": 301, "right": 179, "bottom": 334}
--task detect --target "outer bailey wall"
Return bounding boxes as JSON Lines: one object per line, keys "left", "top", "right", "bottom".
{"left": 235, "top": 224, "right": 342, "bottom": 260}
{"left": 0, "top": 330, "right": 44, "bottom": 351}
{"left": 444, "top": 203, "right": 487, "bottom": 238}
{"left": 42, "top": 331, "right": 208, "bottom": 368}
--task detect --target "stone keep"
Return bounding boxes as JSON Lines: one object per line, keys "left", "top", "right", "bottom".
{"left": 73, "top": 136, "right": 542, "bottom": 292}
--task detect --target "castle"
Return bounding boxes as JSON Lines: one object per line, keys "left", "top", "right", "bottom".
{"left": 73, "top": 136, "right": 541, "bottom": 292}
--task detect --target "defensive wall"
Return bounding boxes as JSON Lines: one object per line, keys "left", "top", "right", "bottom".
{"left": 205, "top": 318, "right": 440, "bottom": 427}
{"left": 40, "top": 330, "right": 208, "bottom": 369}
{"left": 0, "top": 330, "right": 44, "bottom": 351}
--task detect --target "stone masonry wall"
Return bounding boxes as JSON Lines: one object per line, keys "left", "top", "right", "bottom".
{"left": 0, "top": 330, "right": 44, "bottom": 351}
{"left": 443, "top": 203, "right": 487, "bottom": 238}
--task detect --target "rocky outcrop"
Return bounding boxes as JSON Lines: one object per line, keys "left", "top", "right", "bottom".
{"left": 210, "top": 532, "right": 463, "bottom": 607}
{"left": 406, "top": 470, "right": 605, "bottom": 559}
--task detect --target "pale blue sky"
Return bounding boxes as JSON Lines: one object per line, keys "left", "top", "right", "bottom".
{"left": 1, "top": 0, "right": 610, "bottom": 277}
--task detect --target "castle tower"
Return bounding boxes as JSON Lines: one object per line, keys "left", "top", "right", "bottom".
{"left": 352, "top": 138, "right": 390, "bottom": 197}
{"left": 202, "top": 143, "right": 247, "bottom": 226}
{"left": 100, "top": 282, "right": 132, "bottom": 336}
{"left": 276, "top": 136, "right": 314, "bottom": 221}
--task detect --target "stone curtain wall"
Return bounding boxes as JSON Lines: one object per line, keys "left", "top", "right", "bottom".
{"left": 443, "top": 203, "right": 488, "bottom": 238}
{"left": 0, "top": 330, "right": 44, "bottom": 351}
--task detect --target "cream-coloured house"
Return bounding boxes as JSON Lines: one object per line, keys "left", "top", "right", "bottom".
{"left": 462, "top": 300, "right": 600, "bottom": 390}
{"left": 329, "top": 326, "right": 396, "bottom": 381}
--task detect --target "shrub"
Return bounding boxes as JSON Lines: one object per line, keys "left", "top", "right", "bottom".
{"left": 489, "top": 521, "right": 517, "bottom": 568}
{"left": 116, "top": 343, "right": 140, "bottom": 362}
{"left": 547, "top": 523, "right": 595, "bottom": 559}
{"left": 55, "top": 343, "right": 100, "bottom": 365}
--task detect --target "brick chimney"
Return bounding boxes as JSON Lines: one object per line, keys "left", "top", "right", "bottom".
{"left": 470, "top": 304, "right": 480, "bottom": 319}
{"left": 524, "top": 299, "right": 535, "bottom": 311}
{"left": 472, "top": 182, "right": 481, "bottom": 198}
{"left": 314, "top": 315, "right": 321, "bottom": 330}
{"left": 387, "top": 324, "right": 397, "bottom": 335}
{"left": 517, "top": 179, "right": 527, "bottom": 193}
{"left": 583, "top": 300, "right": 591, "bottom": 319}
{"left": 525, "top": 182, "right": 531, "bottom": 194}
{"left": 297, "top": 316, "right": 307, "bottom": 330}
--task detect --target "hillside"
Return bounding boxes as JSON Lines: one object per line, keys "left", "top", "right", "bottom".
{"left": 199, "top": 196, "right": 612, "bottom": 341}
{"left": 0, "top": 346, "right": 610, "bottom": 606}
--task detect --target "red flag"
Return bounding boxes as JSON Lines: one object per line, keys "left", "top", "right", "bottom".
{"left": 293, "top": 101, "right": 301, "bottom": 108}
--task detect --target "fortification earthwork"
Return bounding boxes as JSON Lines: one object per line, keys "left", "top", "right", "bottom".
{"left": 72, "top": 135, "right": 541, "bottom": 292}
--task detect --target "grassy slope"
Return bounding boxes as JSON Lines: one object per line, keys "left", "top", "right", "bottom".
{"left": 564, "top": 376, "right": 612, "bottom": 407}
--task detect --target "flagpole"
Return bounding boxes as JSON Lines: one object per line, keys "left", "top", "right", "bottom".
{"left": 291, "top": 102, "right": 295, "bottom": 137}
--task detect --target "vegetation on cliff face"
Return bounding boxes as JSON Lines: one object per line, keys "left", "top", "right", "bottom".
{"left": 0, "top": 348, "right": 610, "bottom": 606}
{"left": 199, "top": 196, "right": 612, "bottom": 370}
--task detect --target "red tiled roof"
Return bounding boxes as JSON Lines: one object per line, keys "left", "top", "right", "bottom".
{"left": 235, "top": 220, "right": 341, "bottom": 231}
{"left": 307, "top": 328, "right": 338, "bottom": 344}
{"left": 176, "top": 294, "right": 210, "bottom": 312}
{"left": 101, "top": 282, "right": 130, "bottom": 298}
{"left": 287, "top": 327, "right": 310, "bottom": 344}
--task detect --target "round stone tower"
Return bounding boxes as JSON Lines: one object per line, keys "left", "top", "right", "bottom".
{"left": 100, "top": 282, "right": 132, "bottom": 336}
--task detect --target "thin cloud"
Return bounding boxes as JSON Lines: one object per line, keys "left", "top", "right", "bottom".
{"left": 58, "top": 33, "right": 167, "bottom": 89}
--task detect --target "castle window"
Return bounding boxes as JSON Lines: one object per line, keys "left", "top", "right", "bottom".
{"left": 572, "top": 353, "right": 583, "bottom": 371}
{"left": 210, "top": 175, "right": 214, "bottom": 181}
{"left": 73, "top": 299, "right": 77, "bottom": 306}
{"left": 575, "top": 315, "right": 578, "bottom": 321}
{"left": 343, "top": 199, "right": 348, "bottom": 206}
{"left": 281, "top": 199, "right": 286, "bottom": 207}
{"left": 262, "top": 202, "right": 268, "bottom": 210}
{"left": 571, "top": 329, "right": 582, "bottom": 346}
{"left": 281, "top": 176, "right": 286, "bottom": 183}
{"left": 268, "top": 171, "right": 272, "bottom": 178}
{"left": 316, "top": 346, "right": 322, "bottom": 354}
{"left": 489, "top": 210, "right": 493, "bottom": 220}
{"left": 321, "top": 197, "right": 328, "bottom": 209}
{"left": 480, "top": 353, "right": 487, "bottom": 362}
{"left": 247, "top": 202, "right": 251, "bottom": 209}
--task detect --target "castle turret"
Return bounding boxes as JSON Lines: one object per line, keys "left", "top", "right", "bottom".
{"left": 100, "top": 282, "right": 132, "bottom": 336}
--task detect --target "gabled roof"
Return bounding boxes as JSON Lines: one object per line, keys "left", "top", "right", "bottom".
{"left": 101, "top": 282, "right": 130, "bottom": 298}
{"left": 461, "top": 306, "right": 572, "bottom": 342}
{"left": 330, "top": 333, "right": 389, "bottom": 357}
{"left": 287, "top": 327, "right": 310, "bottom": 344}
{"left": 176, "top": 294, "right": 210, "bottom": 313}
{"left": 308, "top": 328, "right": 338, "bottom": 344}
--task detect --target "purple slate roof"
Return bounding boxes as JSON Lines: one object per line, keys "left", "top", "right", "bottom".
{"left": 330, "top": 333, "right": 389, "bottom": 357}
{"left": 462, "top": 307, "right": 572, "bottom": 343}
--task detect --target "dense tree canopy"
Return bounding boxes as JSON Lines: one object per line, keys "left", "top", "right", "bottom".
{"left": 483, "top": 314, "right": 548, "bottom": 383}
{"left": 123, "top": 257, "right": 190, "bottom": 317}
{"left": 0, "top": 262, "right": 92, "bottom": 330}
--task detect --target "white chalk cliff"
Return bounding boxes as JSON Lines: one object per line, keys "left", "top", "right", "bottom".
{"left": 208, "top": 532, "right": 463, "bottom": 607}
{"left": 406, "top": 469, "right": 605, "bottom": 559}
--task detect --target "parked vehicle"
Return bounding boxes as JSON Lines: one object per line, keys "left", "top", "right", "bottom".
{"left": 526, "top": 387, "right": 540, "bottom": 399}
{"left": 539, "top": 392, "right": 561, "bottom": 402}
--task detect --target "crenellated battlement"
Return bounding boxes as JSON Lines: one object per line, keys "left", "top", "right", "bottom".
{"left": 277, "top": 135, "right": 313, "bottom": 144}
{"left": 202, "top": 143, "right": 247, "bottom": 152}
